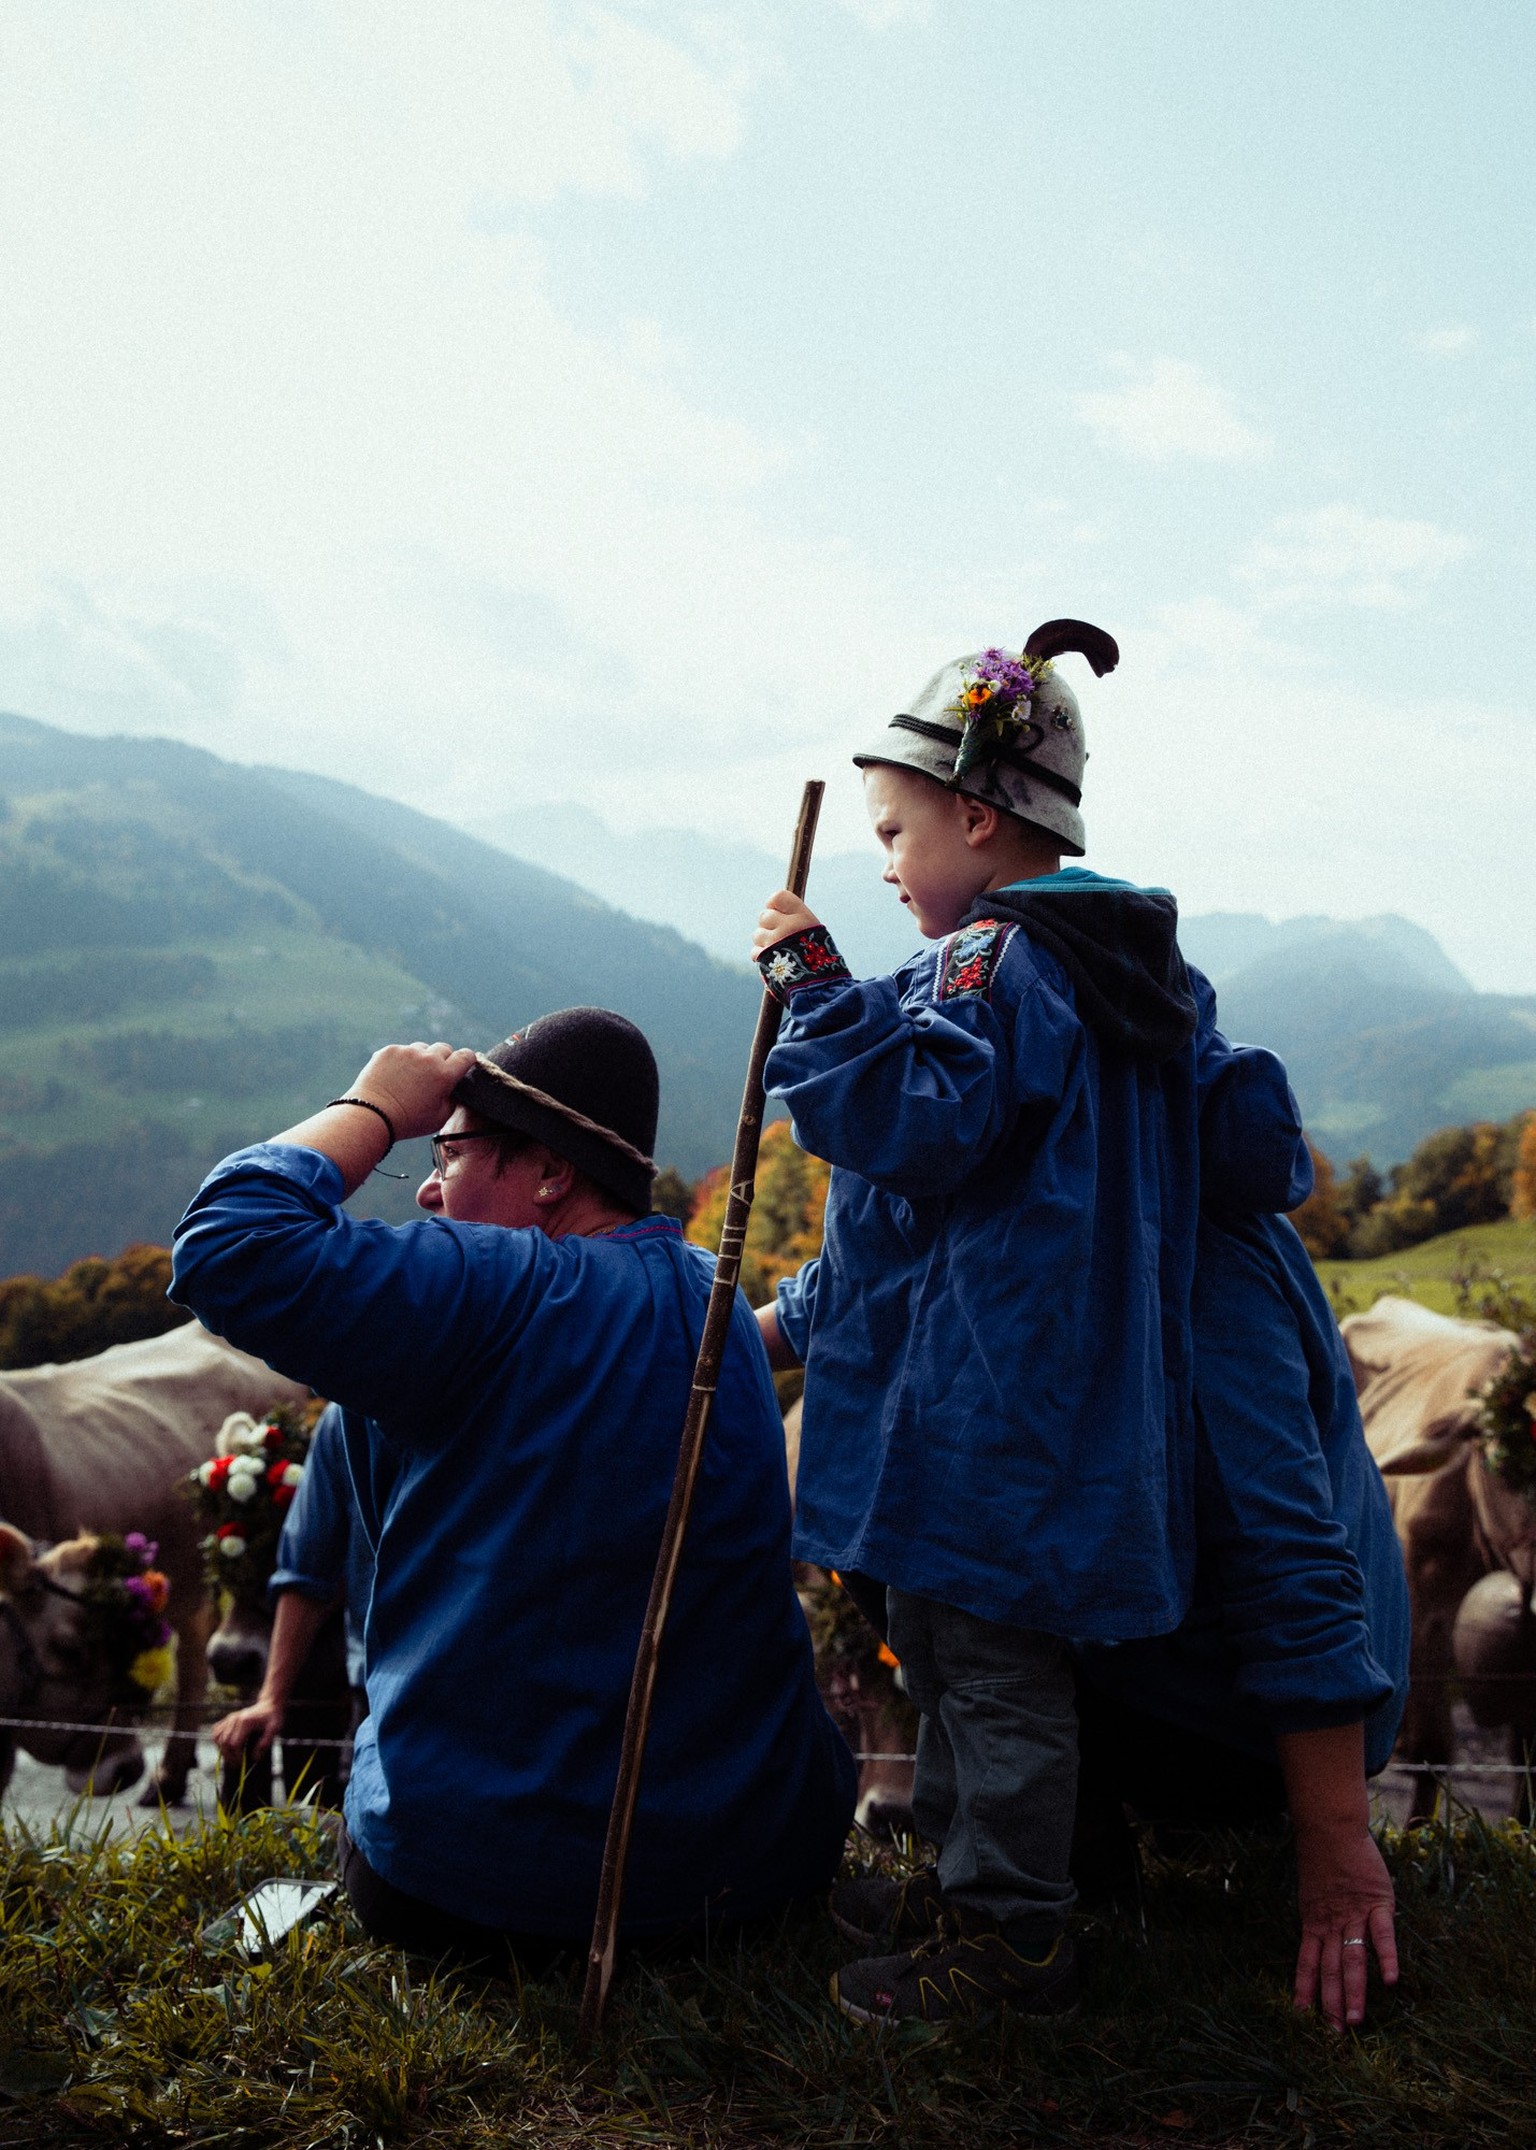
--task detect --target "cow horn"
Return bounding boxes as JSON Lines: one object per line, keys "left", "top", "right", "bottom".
{"left": 1023, "top": 619, "right": 1120, "bottom": 677}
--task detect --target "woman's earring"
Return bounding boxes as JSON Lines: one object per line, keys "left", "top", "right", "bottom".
{"left": 537, "top": 1184, "right": 555, "bottom": 1198}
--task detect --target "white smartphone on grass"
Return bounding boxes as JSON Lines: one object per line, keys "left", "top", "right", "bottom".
{"left": 201, "top": 1878, "right": 337, "bottom": 1957}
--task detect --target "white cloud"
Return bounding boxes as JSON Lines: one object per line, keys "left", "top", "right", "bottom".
{"left": 1412, "top": 325, "right": 1477, "bottom": 355}
{"left": 1071, "top": 357, "right": 1271, "bottom": 464}
{"left": 1235, "top": 505, "right": 1470, "bottom": 610}
{"left": 0, "top": 2, "right": 951, "bottom": 849}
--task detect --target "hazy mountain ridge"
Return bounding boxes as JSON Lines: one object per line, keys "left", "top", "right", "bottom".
{"left": 0, "top": 712, "right": 762, "bottom": 1274}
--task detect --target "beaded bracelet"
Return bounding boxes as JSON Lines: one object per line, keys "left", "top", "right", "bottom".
{"left": 326, "top": 1096, "right": 398, "bottom": 1149}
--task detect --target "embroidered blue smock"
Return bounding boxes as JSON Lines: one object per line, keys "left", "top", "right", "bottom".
{"left": 172, "top": 1144, "right": 855, "bottom": 1939}
{"left": 269, "top": 1404, "right": 374, "bottom": 1687}
{"left": 1077, "top": 1212, "right": 1410, "bottom": 1773}
{"left": 768, "top": 875, "right": 1228, "bottom": 1640}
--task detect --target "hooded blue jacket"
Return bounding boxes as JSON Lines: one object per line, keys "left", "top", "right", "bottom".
{"left": 172, "top": 1143, "right": 855, "bottom": 1938}
{"left": 767, "top": 872, "right": 1255, "bottom": 1639}
{"left": 269, "top": 1404, "right": 374, "bottom": 1687}
{"left": 1077, "top": 1211, "right": 1410, "bottom": 1774}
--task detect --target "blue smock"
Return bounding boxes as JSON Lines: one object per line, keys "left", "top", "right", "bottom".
{"left": 269, "top": 1403, "right": 373, "bottom": 1687}
{"left": 172, "top": 1144, "right": 855, "bottom": 1938}
{"left": 1077, "top": 1211, "right": 1410, "bottom": 1774}
{"left": 767, "top": 877, "right": 1232, "bottom": 1641}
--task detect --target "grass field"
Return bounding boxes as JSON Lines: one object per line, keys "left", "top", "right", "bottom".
{"left": 1313, "top": 1216, "right": 1536, "bottom": 1320}
{"left": 0, "top": 931, "right": 437, "bottom": 1154}
{"left": 1, "top": 1808, "right": 1534, "bottom": 2149}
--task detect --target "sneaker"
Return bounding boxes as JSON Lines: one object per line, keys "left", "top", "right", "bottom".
{"left": 829, "top": 1866, "right": 944, "bottom": 1949}
{"left": 831, "top": 1912, "right": 1078, "bottom": 2025}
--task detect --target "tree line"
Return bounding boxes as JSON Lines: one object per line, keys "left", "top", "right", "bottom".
{"left": 1288, "top": 1109, "right": 1536, "bottom": 1260}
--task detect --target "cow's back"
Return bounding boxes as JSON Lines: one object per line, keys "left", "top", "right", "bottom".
{"left": 1343, "top": 1296, "right": 1515, "bottom": 1478}
{"left": 0, "top": 1383, "right": 58, "bottom": 1539}
{"left": 4, "top": 1324, "right": 307, "bottom": 1542}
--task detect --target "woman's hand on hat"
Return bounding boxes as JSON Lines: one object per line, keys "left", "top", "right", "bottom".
{"left": 349, "top": 1043, "right": 480, "bottom": 1143}
{"left": 752, "top": 890, "right": 821, "bottom": 957}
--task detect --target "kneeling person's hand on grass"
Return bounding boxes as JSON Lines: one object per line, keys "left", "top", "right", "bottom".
{"left": 1279, "top": 1725, "right": 1398, "bottom": 2031}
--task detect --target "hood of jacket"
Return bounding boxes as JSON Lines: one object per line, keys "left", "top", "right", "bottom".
{"left": 966, "top": 871, "right": 1197, "bottom": 1062}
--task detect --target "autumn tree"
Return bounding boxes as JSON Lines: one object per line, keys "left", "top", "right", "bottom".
{"left": 1288, "top": 1141, "right": 1351, "bottom": 1259}
{"left": 686, "top": 1118, "right": 829, "bottom": 1309}
{"left": 0, "top": 1243, "right": 187, "bottom": 1369}
{"left": 1512, "top": 1112, "right": 1536, "bottom": 1223}
{"left": 1337, "top": 1155, "right": 1384, "bottom": 1235}
{"left": 650, "top": 1166, "right": 694, "bottom": 1221}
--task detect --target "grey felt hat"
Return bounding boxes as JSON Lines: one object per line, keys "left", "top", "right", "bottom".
{"left": 852, "top": 618, "right": 1119, "bottom": 857}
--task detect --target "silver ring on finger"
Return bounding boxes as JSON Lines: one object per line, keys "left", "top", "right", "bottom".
{"left": 1342, "top": 1936, "right": 1366, "bottom": 1948}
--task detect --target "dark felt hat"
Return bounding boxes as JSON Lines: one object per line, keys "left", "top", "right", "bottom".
{"left": 451, "top": 1006, "right": 659, "bottom": 1215}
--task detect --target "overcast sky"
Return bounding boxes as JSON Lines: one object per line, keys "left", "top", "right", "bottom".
{"left": 1, "top": 1, "right": 1532, "bottom": 988}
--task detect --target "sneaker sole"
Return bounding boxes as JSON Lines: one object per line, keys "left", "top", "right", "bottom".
{"left": 830, "top": 1973, "right": 888, "bottom": 2027}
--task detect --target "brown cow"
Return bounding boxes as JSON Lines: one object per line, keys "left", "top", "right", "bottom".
{"left": 0, "top": 1323, "right": 308, "bottom": 1802}
{"left": 0, "top": 1527, "right": 146, "bottom": 1796}
{"left": 1342, "top": 1295, "right": 1533, "bottom": 1821}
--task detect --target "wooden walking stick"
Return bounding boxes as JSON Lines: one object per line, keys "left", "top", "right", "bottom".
{"left": 577, "top": 777, "right": 825, "bottom": 2046}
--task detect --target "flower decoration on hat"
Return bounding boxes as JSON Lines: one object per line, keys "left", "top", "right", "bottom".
{"left": 945, "top": 647, "right": 1055, "bottom": 784}
{"left": 77, "top": 1532, "right": 176, "bottom": 1709}
{"left": 183, "top": 1400, "right": 324, "bottom": 1609}
{"left": 1475, "top": 1335, "right": 1536, "bottom": 1507}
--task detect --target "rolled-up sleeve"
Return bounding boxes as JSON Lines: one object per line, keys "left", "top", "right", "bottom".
{"left": 1193, "top": 1223, "right": 1393, "bottom": 1731}
{"left": 172, "top": 1143, "right": 546, "bottom": 1423}
{"left": 775, "top": 1257, "right": 820, "bottom": 1366}
{"left": 269, "top": 1405, "right": 351, "bottom": 1604}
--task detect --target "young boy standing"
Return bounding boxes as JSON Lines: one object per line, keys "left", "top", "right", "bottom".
{"left": 754, "top": 621, "right": 1218, "bottom": 2023}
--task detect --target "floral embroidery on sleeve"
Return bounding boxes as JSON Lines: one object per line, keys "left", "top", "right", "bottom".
{"left": 756, "top": 924, "right": 853, "bottom": 1004}
{"left": 936, "top": 919, "right": 1016, "bottom": 1002}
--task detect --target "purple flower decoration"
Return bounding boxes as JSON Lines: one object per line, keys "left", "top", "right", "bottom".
{"left": 974, "top": 648, "right": 1036, "bottom": 700}
{"left": 124, "top": 1532, "right": 157, "bottom": 1566}
{"left": 948, "top": 644, "right": 1052, "bottom": 782}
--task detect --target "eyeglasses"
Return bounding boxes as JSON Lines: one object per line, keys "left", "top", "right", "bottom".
{"left": 429, "top": 1131, "right": 501, "bottom": 1178}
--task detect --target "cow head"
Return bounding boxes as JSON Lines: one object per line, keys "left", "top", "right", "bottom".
{"left": 0, "top": 1524, "right": 146, "bottom": 1795}
{"left": 207, "top": 1595, "right": 273, "bottom": 1698}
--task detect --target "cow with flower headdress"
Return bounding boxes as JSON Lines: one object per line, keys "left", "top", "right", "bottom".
{"left": 0, "top": 1321, "right": 308, "bottom": 1802}
{"left": 189, "top": 1401, "right": 360, "bottom": 1812}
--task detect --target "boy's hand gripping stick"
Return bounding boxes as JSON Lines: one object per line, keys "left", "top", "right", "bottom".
{"left": 577, "top": 778, "right": 825, "bottom": 2047}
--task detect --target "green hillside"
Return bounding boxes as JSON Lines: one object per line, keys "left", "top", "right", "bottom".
{"left": 0, "top": 712, "right": 763, "bottom": 1275}
{"left": 1313, "top": 1215, "right": 1536, "bottom": 1319}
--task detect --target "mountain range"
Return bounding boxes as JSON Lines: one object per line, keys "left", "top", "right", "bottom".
{"left": 472, "top": 803, "right": 1536, "bottom": 1176}
{"left": 2, "top": 712, "right": 1533, "bottom": 1277}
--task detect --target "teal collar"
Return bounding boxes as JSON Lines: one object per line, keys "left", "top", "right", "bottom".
{"left": 998, "top": 866, "right": 1169, "bottom": 897}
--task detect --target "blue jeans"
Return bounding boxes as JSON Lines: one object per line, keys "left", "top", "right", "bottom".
{"left": 886, "top": 1589, "right": 1078, "bottom": 1936}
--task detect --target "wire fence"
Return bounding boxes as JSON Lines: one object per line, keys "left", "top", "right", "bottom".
{"left": 3, "top": 1713, "right": 1534, "bottom": 1781}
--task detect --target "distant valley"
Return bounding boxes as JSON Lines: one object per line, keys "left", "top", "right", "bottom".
{"left": 0, "top": 713, "right": 761, "bottom": 1275}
